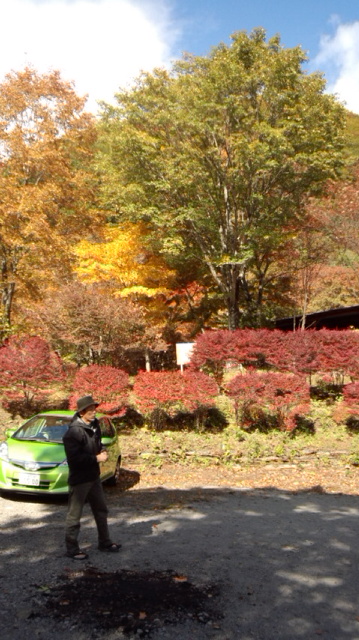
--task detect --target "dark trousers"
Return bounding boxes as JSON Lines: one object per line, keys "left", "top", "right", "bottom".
{"left": 65, "top": 478, "right": 112, "bottom": 555}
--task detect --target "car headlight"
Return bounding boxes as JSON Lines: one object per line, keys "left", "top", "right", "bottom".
{"left": 0, "top": 442, "right": 9, "bottom": 461}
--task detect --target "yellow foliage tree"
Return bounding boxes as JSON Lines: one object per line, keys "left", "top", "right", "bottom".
{"left": 74, "top": 222, "right": 176, "bottom": 366}
{"left": 74, "top": 222, "right": 175, "bottom": 297}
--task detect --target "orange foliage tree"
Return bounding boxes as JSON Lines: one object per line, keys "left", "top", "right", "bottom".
{"left": 0, "top": 67, "right": 99, "bottom": 334}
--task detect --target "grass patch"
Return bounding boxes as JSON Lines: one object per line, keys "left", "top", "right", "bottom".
{"left": 119, "top": 401, "right": 359, "bottom": 470}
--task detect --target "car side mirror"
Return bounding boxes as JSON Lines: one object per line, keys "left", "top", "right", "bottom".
{"left": 5, "top": 427, "right": 16, "bottom": 438}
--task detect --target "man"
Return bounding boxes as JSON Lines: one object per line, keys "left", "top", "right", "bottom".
{"left": 63, "top": 395, "right": 120, "bottom": 559}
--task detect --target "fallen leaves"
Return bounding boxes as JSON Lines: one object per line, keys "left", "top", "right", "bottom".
{"left": 124, "top": 460, "right": 359, "bottom": 495}
{"left": 173, "top": 575, "right": 188, "bottom": 583}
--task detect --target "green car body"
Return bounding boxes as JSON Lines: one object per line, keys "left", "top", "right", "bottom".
{"left": 0, "top": 410, "right": 121, "bottom": 495}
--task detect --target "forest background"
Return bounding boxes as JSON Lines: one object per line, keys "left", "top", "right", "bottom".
{"left": 2, "top": 29, "right": 359, "bottom": 453}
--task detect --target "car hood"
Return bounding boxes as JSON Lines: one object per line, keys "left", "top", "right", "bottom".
{"left": 7, "top": 438, "right": 66, "bottom": 463}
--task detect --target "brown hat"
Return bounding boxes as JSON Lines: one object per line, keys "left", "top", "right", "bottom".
{"left": 76, "top": 395, "right": 99, "bottom": 413}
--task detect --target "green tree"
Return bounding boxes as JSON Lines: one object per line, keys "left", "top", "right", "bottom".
{"left": 97, "top": 29, "right": 345, "bottom": 329}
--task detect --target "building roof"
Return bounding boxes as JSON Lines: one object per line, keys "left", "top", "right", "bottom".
{"left": 275, "top": 304, "right": 359, "bottom": 331}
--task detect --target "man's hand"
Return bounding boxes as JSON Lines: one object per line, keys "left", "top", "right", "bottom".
{"left": 96, "top": 450, "right": 108, "bottom": 463}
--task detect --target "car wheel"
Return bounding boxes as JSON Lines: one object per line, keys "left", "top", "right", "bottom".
{"left": 114, "top": 457, "right": 122, "bottom": 482}
{"left": 105, "top": 457, "right": 121, "bottom": 486}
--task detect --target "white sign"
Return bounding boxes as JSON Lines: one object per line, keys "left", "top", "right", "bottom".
{"left": 176, "top": 342, "right": 194, "bottom": 366}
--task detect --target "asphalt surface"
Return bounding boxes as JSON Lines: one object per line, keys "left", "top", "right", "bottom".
{"left": 1, "top": 484, "right": 359, "bottom": 639}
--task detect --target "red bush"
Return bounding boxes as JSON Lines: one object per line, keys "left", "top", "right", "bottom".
{"left": 264, "top": 331, "right": 319, "bottom": 377}
{"left": 343, "top": 382, "right": 359, "bottom": 406}
{"left": 267, "top": 329, "right": 359, "bottom": 381}
{"left": 190, "top": 330, "right": 242, "bottom": 381}
{"left": 132, "top": 370, "right": 218, "bottom": 417}
{"left": 225, "top": 369, "right": 310, "bottom": 431}
{"left": 0, "top": 335, "right": 65, "bottom": 407}
{"left": 190, "top": 329, "right": 277, "bottom": 382}
{"left": 315, "top": 330, "right": 359, "bottom": 382}
{"left": 332, "top": 381, "right": 359, "bottom": 427}
{"left": 191, "top": 328, "right": 359, "bottom": 383}
{"left": 69, "top": 365, "right": 129, "bottom": 416}
{"left": 192, "top": 328, "right": 320, "bottom": 380}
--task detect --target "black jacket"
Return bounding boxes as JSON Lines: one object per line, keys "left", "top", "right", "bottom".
{"left": 63, "top": 414, "right": 102, "bottom": 486}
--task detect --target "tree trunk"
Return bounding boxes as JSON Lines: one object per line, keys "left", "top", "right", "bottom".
{"left": 300, "top": 290, "right": 308, "bottom": 330}
{"left": 145, "top": 349, "right": 151, "bottom": 371}
{"left": 1, "top": 281, "right": 15, "bottom": 330}
{"left": 222, "top": 264, "right": 241, "bottom": 330}
{"left": 227, "top": 300, "right": 240, "bottom": 330}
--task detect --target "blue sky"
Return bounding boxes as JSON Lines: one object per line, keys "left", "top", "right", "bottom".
{"left": 170, "top": 0, "right": 357, "bottom": 59}
{"left": 169, "top": 0, "right": 359, "bottom": 108}
{"left": 1, "top": 0, "right": 359, "bottom": 113}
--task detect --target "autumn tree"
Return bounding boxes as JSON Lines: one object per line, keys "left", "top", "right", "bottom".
{"left": 276, "top": 159, "right": 359, "bottom": 320}
{"left": 0, "top": 67, "right": 99, "bottom": 334}
{"left": 301, "top": 264, "right": 359, "bottom": 313}
{"left": 75, "top": 221, "right": 175, "bottom": 296}
{"left": 74, "top": 221, "right": 177, "bottom": 367}
{"left": 307, "top": 161, "right": 359, "bottom": 307}
{"left": 281, "top": 219, "right": 330, "bottom": 327}
{"left": 29, "top": 282, "right": 145, "bottom": 367}
{"left": 164, "top": 280, "right": 224, "bottom": 340}
{"left": 276, "top": 160, "right": 359, "bottom": 320}
{"left": 74, "top": 221, "right": 222, "bottom": 364}
{"left": 97, "top": 29, "right": 345, "bottom": 329}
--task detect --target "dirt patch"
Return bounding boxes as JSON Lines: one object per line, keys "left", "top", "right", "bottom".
{"left": 39, "top": 567, "right": 220, "bottom": 636}
{"left": 119, "top": 459, "right": 359, "bottom": 495}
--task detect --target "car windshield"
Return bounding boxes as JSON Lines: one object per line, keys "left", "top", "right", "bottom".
{"left": 13, "top": 415, "right": 71, "bottom": 443}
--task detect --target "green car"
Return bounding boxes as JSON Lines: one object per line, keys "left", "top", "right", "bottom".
{"left": 0, "top": 410, "right": 121, "bottom": 495}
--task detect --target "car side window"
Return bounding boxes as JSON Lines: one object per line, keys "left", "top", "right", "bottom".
{"left": 99, "top": 417, "right": 115, "bottom": 438}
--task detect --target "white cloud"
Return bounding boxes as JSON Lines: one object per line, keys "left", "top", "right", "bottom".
{"left": 0, "top": 0, "right": 179, "bottom": 113}
{"left": 313, "top": 20, "right": 359, "bottom": 114}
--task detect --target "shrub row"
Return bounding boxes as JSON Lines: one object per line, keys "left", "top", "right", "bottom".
{"left": 191, "top": 328, "right": 359, "bottom": 384}
{"left": 0, "top": 362, "right": 312, "bottom": 432}
{"left": 2, "top": 333, "right": 359, "bottom": 432}
{"left": 70, "top": 366, "right": 314, "bottom": 432}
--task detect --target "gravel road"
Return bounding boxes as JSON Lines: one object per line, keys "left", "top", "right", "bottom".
{"left": 1, "top": 483, "right": 359, "bottom": 640}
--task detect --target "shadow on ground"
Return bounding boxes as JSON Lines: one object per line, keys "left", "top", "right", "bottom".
{"left": 1, "top": 483, "right": 359, "bottom": 639}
